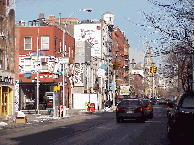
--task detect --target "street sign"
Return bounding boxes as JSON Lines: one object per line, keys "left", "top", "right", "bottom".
{"left": 59, "top": 57, "right": 69, "bottom": 64}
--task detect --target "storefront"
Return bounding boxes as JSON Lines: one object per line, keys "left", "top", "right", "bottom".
{"left": 19, "top": 82, "right": 57, "bottom": 110}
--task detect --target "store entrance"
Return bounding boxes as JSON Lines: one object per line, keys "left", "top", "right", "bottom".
{"left": 1, "top": 93, "right": 8, "bottom": 116}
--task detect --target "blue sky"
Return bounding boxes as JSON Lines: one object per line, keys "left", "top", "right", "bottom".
{"left": 15, "top": 0, "right": 168, "bottom": 64}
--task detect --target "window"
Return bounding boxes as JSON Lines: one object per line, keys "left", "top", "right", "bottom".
{"left": 69, "top": 45, "right": 70, "bottom": 57}
{"left": 24, "top": 37, "right": 32, "bottom": 50}
{"left": 41, "top": 58, "right": 48, "bottom": 70}
{"left": 181, "top": 96, "right": 194, "bottom": 108}
{"left": 60, "top": 39, "right": 62, "bottom": 52}
{"left": 24, "top": 58, "right": 31, "bottom": 72}
{"left": 119, "top": 100, "right": 140, "bottom": 106}
{"left": 0, "top": 50, "right": 3, "bottom": 69}
{"left": 41, "top": 36, "right": 49, "bottom": 50}
{"left": 54, "top": 36, "right": 57, "bottom": 52}
{"left": 64, "top": 43, "right": 66, "bottom": 56}
{"left": 72, "top": 46, "right": 74, "bottom": 59}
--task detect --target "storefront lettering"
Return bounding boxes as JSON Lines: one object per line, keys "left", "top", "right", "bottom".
{"left": 0, "top": 76, "right": 14, "bottom": 85}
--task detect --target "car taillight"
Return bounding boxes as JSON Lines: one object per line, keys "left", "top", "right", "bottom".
{"left": 167, "top": 106, "right": 170, "bottom": 109}
{"left": 116, "top": 107, "right": 119, "bottom": 111}
{"left": 135, "top": 107, "right": 142, "bottom": 113}
{"left": 158, "top": 101, "right": 160, "bottom": 102}
{"left": 146, "top": 106, "right": 150, "bottom": 110}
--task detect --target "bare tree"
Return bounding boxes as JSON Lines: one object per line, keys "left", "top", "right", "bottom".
{"left": 126, "top": 0, "right": 194, "bottom": 91}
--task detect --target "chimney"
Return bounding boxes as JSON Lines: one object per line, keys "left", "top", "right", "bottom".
{"left": 59, "top": 13, "right": 61, "bottom": 25}
{"left": 39, "top": 13, "right": 44, "bottom": 19}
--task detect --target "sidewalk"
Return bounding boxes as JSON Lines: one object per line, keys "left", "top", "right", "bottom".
{"left": 0, "top": 108, "right": 115, "bottom": 129}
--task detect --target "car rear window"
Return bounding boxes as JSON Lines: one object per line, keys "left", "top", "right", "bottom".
{"left": 181, "top": 96, "right": 194, "bottom": 108}
{"left": 142, "top": 100, "right": 149, "bottom": 107}
{"left": 119, "top": 100, "right": 140, "bottom": 106}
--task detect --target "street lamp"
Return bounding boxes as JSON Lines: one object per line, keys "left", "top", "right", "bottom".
{"left": 62, "top": 8, "right": 92, "bottom": 108}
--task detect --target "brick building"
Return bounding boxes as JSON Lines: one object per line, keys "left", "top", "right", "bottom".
{"left": 111, "top": 27, "right": 130, "bottom": 98}
{"left": 0, "top": 0, "right": 15, "bottom": 116}
{"left": 15, "top": 15, "right": 75, "bottom": 110}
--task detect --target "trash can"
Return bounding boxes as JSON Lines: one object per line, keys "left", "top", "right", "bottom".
{"left": 90, "top": 103, "right": 95, "bottom": 112}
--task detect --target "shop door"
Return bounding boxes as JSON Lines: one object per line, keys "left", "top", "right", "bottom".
{"left": 1, "top": 93, "right": 8, "bottom": 116}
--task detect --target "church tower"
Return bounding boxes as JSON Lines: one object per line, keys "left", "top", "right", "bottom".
{"left": 143, "top": 39, "right": 154, "bottom": 98}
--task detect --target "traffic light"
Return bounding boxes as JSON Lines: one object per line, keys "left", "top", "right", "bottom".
{"left": 153, "top": 66, "right": 157, "bottom": 73}
{"left": 113, "top": 61, "right": 119, "bottom": 70}
{"left": 150, "top": 66, "right": 153, "bottom": 73}
{"left": 113, "top": 62, "right": 116, "bottom": 70}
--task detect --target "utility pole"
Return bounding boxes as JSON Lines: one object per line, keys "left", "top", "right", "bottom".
{"left": 113, "top": 69, "right": 115, "bottom": 106}
{"left": 36, "top": 26, "right": 39, "bottom": 115}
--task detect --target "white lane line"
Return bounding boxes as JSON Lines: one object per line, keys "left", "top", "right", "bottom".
{"left": 97, "top": 127, "right": 113, "bottom": 129}
{"left": 145, "top": 121, "right": 164, "bottom": 122}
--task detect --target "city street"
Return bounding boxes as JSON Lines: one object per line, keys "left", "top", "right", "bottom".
{"left": 0, "top": 104, "right": 192, "bottom": 145}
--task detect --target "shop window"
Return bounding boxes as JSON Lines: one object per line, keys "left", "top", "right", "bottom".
{"left": 41, "top": 36, "right": 49, "bottom": 50}
{"left": 24, "top": 36, "right": 32, "bottom": 50}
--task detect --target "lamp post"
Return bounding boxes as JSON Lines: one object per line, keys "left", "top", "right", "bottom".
{"left": 62, "top": 8, "right": 92, "bottom": 108}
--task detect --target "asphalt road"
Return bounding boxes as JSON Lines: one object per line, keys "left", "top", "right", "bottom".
{"left": 0, "top": 104, "right": 193, "bottom": 145}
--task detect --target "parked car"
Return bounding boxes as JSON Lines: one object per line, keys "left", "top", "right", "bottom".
{"left": 142, "top": 99, "right": 153, "bottom": 118}
{"left": 158, "top": 98, "right": 167, "bottom": 105}
{"left": 150, "top": 98, "right": 157, "bottom": 105}
{"left": 116, "top": 98, "right": 147, "bottom": 123}
{"left": 167, "top": 90, "right": 194, "bottom": 139}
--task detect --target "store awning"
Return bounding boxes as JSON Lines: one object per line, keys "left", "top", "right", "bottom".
{"left": 24, "top": 73, "right": 31, "bottom": 77}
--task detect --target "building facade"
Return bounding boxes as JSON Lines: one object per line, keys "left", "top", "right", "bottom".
{"left": 0, "top": 0, "right": 15, "bottom": 116}
{"left": 111, "top": 27, "right": 130, "bottom": 98}
{"left": 15, "top": 16, "right": 75, "bottom": 110}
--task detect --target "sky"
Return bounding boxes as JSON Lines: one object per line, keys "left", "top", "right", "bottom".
{"left": 15, "top": 0, "right": 168, "bottom": 64}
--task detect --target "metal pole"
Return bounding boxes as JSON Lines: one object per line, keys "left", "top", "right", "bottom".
{"left": 108, "top": 59, "right": 109, "bottom": 101}
{"left": 152, "top": 72, "right": 154, "bottom": 98}
{"left": 113, "top": 69, "right": 115, "bottom": 106}
{"left": 37, "top": 27, "right": 39, "bottom": 115}
{"left": 63, "top": 30, "right": 65, "bottom": 107}
{"left": 53, "top": 92, "right": 55, "bottom": 117}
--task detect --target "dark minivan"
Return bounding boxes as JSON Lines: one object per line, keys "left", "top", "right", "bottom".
{"left": 116, "top": 99, "right": 147, "bottom": 123}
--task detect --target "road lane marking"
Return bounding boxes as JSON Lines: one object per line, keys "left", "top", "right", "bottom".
{"left": 97, "top": 127, "right": 112, "bottom": 129}
{"left": 145, "top": 121, "right": 164, "bottom": 122}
